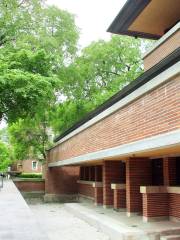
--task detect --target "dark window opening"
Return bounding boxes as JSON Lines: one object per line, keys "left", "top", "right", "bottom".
{"left": 152, "top": 158, "right": 164, "bottom": 186}
{"left": 176, "top": 157, "right": 180, "bottom": 186}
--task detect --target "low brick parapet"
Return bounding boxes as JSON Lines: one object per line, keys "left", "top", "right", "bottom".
{"left": 111, "top": 183, "right": 126, "bottom": 211}
{"left": 140, "top": 186, "right": 180, "bottom": 222}
{"left": 13, "top": 178, "right": 45, "bottom": 193}
{"left": 77, "top": 180, "right": 95, "bottom": 200}
{"left": 93, "top": 182, "right": 103, "bottom": 205}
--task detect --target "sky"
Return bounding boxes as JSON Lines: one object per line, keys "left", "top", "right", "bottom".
{"left": 46, "top": 0, "right": 127, "bottom": 47}
{"left": 0, "top": 0, "right": 127, "bottom": 129}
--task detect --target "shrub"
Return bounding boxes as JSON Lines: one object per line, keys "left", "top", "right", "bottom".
{"left": 18, "top": 173, "right": 42, "bottom": 179}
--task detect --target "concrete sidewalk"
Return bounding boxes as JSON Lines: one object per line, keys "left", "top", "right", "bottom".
{"left": 64, "top": 203, "right": 180, "bottom": 240}
{"left": 0, "top": 179, "right": 49, "bottom": 240}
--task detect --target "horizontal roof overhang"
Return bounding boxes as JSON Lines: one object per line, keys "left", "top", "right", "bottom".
{"left": 107, "top": 0, "right": 180, "bottom": 40}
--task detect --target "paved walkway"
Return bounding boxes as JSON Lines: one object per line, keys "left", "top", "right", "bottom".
{"left": 64, "top": 202, "right": 180, "bottom": 240}
{"left": 29, "top": 202, "right": 109, "bottom": 240}
{"left": 0, "top": 180, "right": 49, "bottom": 240}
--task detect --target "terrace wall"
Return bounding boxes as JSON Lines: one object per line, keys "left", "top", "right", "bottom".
{"left": 49, "top": 75, "right": 180, "bottom": 163}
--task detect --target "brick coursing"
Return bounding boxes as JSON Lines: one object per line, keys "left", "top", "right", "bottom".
{"left": 163, "top": 157, "right": 177, "bottom": 186}
{"left": 126, "top": 158, "right": 152, "bottom": 213}
{"left": 78, "top": 183, "right": 94, "bottom": 198}
{"left": 14, "top": 180, "right": 45, "bottom": 192}
{"left": 113, "top": 189, "right": 126, "bottom": 209}
{"left": 49, "top": 76, "right": 180, "bottom": 163}
{"left": 45, "top": 159, "right": 79, "bottom": 195}
{"left": 169, "top": 194, "right": 180, "bottom": 219}
{"left": 94, "top": 187, "right": 103, "bottom": 205}
{"left": 142, "top": 193, "right": 169, "bottom": 218}
{"left": 103, "top": 161, "right": 125, "bottom": 206}
{"left": 143, "top": 31, "right": 180, "bottom": 71}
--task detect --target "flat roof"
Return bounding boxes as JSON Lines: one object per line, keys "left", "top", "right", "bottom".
{"left": 53, "top": 47, "right": 180, "bottom": 144}
{"left": 107, "top": 0, "right": 180, "bottom": 40}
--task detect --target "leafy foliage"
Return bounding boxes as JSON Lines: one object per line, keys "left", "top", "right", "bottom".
{"left": 0, "top": 141, "right": 11, "bottom": 171}
{"left": 51, "top": 36, "right": 143, "bottom": 133}
{"left": 0, "top": 49, "right": 57, "bottom": 123}
{"left": 18, "top": 173, "right": 42, "bottom": 179}
{"left": 1, "top": 0, "right": 149, "bottom": 163}
{"left": 0, "top": 0, "right": 79, "bottom": 123}
{"left": 9, "top": 115, "right": 53, "bottom": 162}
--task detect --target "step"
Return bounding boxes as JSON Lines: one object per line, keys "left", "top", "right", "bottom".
{"left": 161, "top": 235, "right": 180, "bottom": 240}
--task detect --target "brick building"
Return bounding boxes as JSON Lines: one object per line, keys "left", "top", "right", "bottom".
{"left": 45, "top": 0, "right": 180, "bottom": 222}
{"left": 12, "top": 159, "right": 42, "bottom": 174}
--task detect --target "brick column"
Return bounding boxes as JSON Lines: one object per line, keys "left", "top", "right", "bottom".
{"left": 93, "top": 183, "right": 103, "bottom": 205}
{"left": 141, "top": 186, "right": 169, "bottom": 222}
{"left": 126, "top": 158, "right": 152, "bottom": 216}
{"left": 103, "top": 161, "right": 123, "bottom": 208}
{"left": 163, "top": 157, "right": 176, "bottom": 186}
{"left": 45, "top": 152, "right": 80, "bottom": 202}
{"left": 113, "top": 187, "right": 126, "bottom": 210}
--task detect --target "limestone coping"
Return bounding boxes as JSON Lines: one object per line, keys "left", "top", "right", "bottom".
{"left": 13, "top": 178, "right": 45, "bottom": 182}
{"left": 111, "top": 183, "right": 126, "bottom": 190}
{"left": 140, "top": 186, "right": 180, "bottom": 194}
{"left": 77, "top": 180, "right": 94, "bottom": 186}
{"left": 92, "top": 182, "right": 103, "bottom": 188}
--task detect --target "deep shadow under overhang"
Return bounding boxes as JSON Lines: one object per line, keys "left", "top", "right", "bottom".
{"left": 107, "top": 0, "right": 180, "bottom": 40}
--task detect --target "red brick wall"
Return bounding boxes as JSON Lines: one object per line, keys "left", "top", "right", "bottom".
{"left": 143, "top": 31, "right": 180, "bottom": 71}
{"left": 142, "top": 193, "right": 169, "bottom": 218}
{"left": 169, "top": 193, "right": 180, "bottom": 219}
{"left": 94, "top": 187, "right": 103, "bottom": 205}
{"left": 12, "top": 159, "right": 42, "bottom": 173}
{"left": 114, "top": 189, "right": 126, "bottom": 209}
{"left": 49, "top": 75, "right": 180, "bottom": 163}
{"left": 126, "top": 158, "right": 152, "bottom": 213}
{"left": 14, "top": 180, "right": 45, "bottom": 192}
{"left": 45, "top": 164, "right": 79, "bottom": 195}
{"left": 163, "top": 157, "right": 177, "bottom": 186}
{"left": 103, "top": 161, "right": 124, "bottom": 206}
{"left": 78, "top": 183, "right": 94, "bottom": 199}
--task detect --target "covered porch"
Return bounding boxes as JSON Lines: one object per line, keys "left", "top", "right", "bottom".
{"left": 62, "top": 138, "right": 180, "bottom": 223}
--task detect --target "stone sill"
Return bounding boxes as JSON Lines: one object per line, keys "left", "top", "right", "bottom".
{"left": 77, "top": 180, "right": 103, "bottom": 187}
{"left": 13, "top": 178, "right": 44, "bottom": 182}
{"left": 111, "top": 183, "right": 126, "bottom": 190}
{"left": 92, "top": 182, "right": 103, "bottom": 188}
{"left": 140, "top": 186, "right": 180, "bottom": 194}
{"left": 77, "top": 180, "right": 94, "bottom": 185}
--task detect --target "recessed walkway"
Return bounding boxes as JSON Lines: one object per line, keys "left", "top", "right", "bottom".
{"left": 64, "top": 202, "right": 180, "bottom": 240}
{"left": 0, "top": 180, "right": 49, "bottom": 240}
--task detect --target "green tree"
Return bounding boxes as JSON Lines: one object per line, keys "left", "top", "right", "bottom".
{"left": 9, "top": 116, "right": 53, "bottom": 162}
{"left": 52, "top": 36, "right": 143, "bottom": 134}
{"left": 0, "top": 141, "right": 11, "bottom": 171}
{"left": 0, "top": 49, "right": 57, "bottom": 123}
{"left": 0, "top": 0, "right": 79, "bottom": 124}
{"left": 0, "top": 1, "right": 79, "bottom": 62}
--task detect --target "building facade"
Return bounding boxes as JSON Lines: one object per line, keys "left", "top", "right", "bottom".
{"left": 45, "top": 0, "right": 180, "bottom": 222}
{"left": 12, "top": 159, "right": 42, "bottom": 174}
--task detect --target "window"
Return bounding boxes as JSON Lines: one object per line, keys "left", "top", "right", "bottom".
{"left": 152, "top": 158, "right": 164, "bottom": 186}
{"left": 32, "top": 161, "right": 38, "bottom": 170}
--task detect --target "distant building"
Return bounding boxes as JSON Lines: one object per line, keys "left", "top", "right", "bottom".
{"left": 11, "top": 159, "right": 42, "bottom": 174}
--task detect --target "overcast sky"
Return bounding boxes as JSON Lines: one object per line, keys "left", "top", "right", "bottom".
{"left": 46, "top": 0, "right": 127, "bottom": 47}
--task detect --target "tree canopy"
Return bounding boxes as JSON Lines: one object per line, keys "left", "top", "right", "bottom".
{"left": 0, "top": 0, "right": 149, "bottom": 163}
{"left": 0, "top": 0, "right": 79, "bottom": 124}
{"left": 0, "top": 141, "right": 11, "bottom": 171}
{"left": 51, "top": 36, "right": 143, "bottom": 133}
